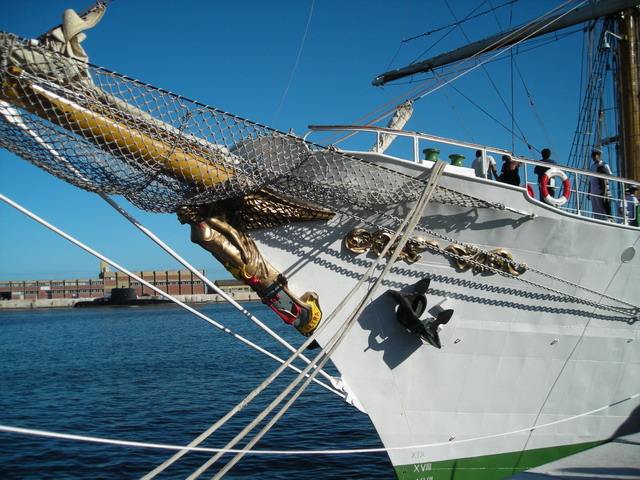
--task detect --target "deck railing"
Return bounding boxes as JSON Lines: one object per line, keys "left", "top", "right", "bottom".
{"left": 305, "top": 125, "right": 639, "bottom": 226}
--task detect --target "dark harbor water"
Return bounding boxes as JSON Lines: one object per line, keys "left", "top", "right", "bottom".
{"left": 0, "top": 303, "right": 393, "bottom": 479}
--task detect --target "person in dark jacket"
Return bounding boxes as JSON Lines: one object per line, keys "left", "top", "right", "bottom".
{"left": 533, "top": 148, "right": 558, "bottom": 198}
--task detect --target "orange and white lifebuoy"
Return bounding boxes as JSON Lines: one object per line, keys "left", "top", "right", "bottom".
{"left": 540, "top": 168, "right": 571, "bottom": 206}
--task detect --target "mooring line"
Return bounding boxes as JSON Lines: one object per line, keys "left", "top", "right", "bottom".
{"left": 191, "top": 160, "right": 449, "bottom": 479}
{"left": 0, "top": 193, "right": 338, "bottom": 394}
{"left": 99, "top": 193, "right": 340, "bottom": 387}
{"left": 0, "top": 391, "right": 636, "bottom": 456}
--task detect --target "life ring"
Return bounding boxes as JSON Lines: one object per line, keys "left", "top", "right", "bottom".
{"left": 540, "top": 168, "right": 571, "bottom": 206}
{"left": 526, "top": 184, "right": 535, "bottom": 198}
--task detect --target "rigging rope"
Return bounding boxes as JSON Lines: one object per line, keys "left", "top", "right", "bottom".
{"left": 444, "top": 0, "right": 523, "bottom": 135}
{"left": 513, "top": 60, "right": 554, "bottom": 154}
{"left": 270, "top": 0, "right": 315, "bottom": 125}
{"left": 0, "top": 193, "right": 341, "bottom": 394}
{"left": 332, "top": 0, "right": 587, "bottom": 150}
{"left": 402, "top": 0, "right": 519, "bottom": 44}
{"left": 412, "top": 0, "right": 588, "bottom": 104}
{"left": 145, "top": 161, "right": 447, "bottom": 479}
{"left": 1, "top": 391, "right": 637, "bottom": 456}
{"left": 99, "top": 193, "right": 340, "bottom": 389}
{"left": 340, "top": 204, "right": 638, "bottom": 320}
{"left": 198, "top": 160, "right": 448, "bottom": 480}
{"left": 326, "top": 0, "right": 589, "bottom": 149}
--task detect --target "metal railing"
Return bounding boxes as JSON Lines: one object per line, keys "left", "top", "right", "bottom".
{"left": 305, "top": 125, "right": 639, "bottom": 226}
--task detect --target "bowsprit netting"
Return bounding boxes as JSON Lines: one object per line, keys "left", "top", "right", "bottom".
{"left": 0, "top": 32, "right": 493, "bottom": 213}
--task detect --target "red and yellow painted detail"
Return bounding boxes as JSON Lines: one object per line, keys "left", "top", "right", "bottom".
{"left": 226, "top": 263, "right": 260, "bottom": 286}
{"left": 225, "top": 262, "right": 322, "bottom": 336}
{"left": 296, "top": 292, "right": 322, "bottom": 336}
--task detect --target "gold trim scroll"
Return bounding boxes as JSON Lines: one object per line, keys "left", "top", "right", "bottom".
{"left": 343, "top": 228, "right": 526, "bottom": 276}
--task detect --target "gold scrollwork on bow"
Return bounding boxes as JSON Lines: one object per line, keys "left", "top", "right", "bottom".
{"left": 343, "top": 228, "right": 439, "bottom": 264}
{"left": 444, "top": 245, "right": 526, "bottom": 275}
{"left": 343, "top": 228, "right": 526, "bottom": 275}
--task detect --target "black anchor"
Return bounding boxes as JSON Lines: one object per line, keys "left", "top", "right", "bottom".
{"left": 388, "top": 278, "right": 453, "bottom": 349}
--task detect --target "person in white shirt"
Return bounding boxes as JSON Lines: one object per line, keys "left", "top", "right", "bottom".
{"left": 588, "top": 148, "right": 613, "bottom": 220}
{"left": 624, "top": 185, "right": 639, "bottom": 226}
{"left": 471, "top": 150, "right": 498, "bottom": 180}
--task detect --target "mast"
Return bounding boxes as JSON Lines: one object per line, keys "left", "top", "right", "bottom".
{"left": 616, "top": 8, "right": 640, "bottom": 182}
{"left": 372, "top": 0, "right": 639, "bottom": 86}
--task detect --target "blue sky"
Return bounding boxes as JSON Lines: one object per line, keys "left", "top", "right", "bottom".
{"left": 0, "top": 0, "right": 586, "bottom": 281}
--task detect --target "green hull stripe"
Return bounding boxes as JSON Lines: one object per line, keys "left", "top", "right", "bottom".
{"left": 394, "top": 440, "right": 604, "bottom": 480}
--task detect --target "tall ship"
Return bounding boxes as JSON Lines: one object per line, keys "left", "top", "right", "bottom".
{"left": 0, "top": 1, "right": 638, "bottom": 479}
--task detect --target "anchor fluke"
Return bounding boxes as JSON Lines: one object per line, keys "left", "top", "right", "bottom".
{"left": 388, "top": 278, "right": 453, "bottom": 349}
{"left": 423, "top": 308, "right": 454, "bottom": 349}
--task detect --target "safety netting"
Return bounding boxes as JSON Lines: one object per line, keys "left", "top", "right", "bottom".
{"left": 0, "top": 31, "right": 494, "bottom": 213}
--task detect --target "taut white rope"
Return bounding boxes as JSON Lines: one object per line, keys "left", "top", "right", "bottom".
{"left": 0, "top": 193, "right": 336, "bottom": 392}
{"left": 0, "top": 391, "right": 636, "bottom": 456}
{"left": 196, "top": 160, "right": 449, "bottom": 479}
{"left": 144, "top": 160, "right": 448, "bottom": 479}
{"left": 99, "top": 193, "right": 340, "bottom": 389}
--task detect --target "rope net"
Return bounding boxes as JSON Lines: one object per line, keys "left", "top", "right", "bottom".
{"left": 0, "top": 32, "right": 493, "bottom": 214}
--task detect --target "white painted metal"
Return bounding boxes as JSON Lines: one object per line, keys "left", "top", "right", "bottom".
{"left": 251, "top": 150, "right": 640, "bottom": 473}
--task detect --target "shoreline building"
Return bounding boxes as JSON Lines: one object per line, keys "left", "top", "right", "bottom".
{"left": 0, "top": 262, "right": 220, "bottom": 301}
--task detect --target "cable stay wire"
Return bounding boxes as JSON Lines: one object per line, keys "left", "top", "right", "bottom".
{"left": 186, "top": 161, "right": 448, "bottom": 480}
{"left": 323, "top": 0, "right": 587, "bottom": 148}
{"left": 406, "top": 0, "right": 518, "bottom": 67}
{"left": 440, "top": 87, "right": 476, "bottom": 142}
{"left": 411, "top": 26, "right": 581, "bottom": 149}
{"left": 0, "top": 193, "right": 340, "bottom": 396}
{"left": 271, "top": 0, "right": 316, "bottom": 126}
{"left": 403, "top": 0, "right": 519, "bottom": 44}
{"left": 481, "top": 0, "right": 534, "bottom": 152}
{"left": 143, "top": 161, "right": 448, "bottom": 479}
{"left": 512, "top": 60, "right": 555, "bottom": 155}
{"left": 382, "top": 27, "right": 582, "bottom": 88}
{"left": 445, "top": 2, "right": 570, "bottom": 151}
{"left": 323, "top": 1, "right": 586, "bottom": 148}
{"left": 397, "top": 0, "right": 582, "bottom": 105}
{"left": 443, "top": 81, "right": 529, "bottom": 146}
{"left": 413, "top": 0, "right": 583, "bottom": 106}
{"left": 442, "top": 0, "right": 532, "bottom": 149}
{"left": 1, "top": 390, "right": 637, "bottom": 456}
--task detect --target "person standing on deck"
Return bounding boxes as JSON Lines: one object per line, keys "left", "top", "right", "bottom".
{"left": 588, "top": 148, "right": 613, "bottom": 220}
{"left": 497, "top": 155, "right": 522, "bottom": 186}
{"left": 472, "top": 150, "right": 498, "bottom": 180}
{"left": 623, "top": 185, "right": 639, "bottom": 226}
{"left": 534, "top": 148, "right": 558, "bottom": 199}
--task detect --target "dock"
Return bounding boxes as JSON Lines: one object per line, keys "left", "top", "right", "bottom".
{"left": 0, "top": 292, "right": 260, "bottom": 310}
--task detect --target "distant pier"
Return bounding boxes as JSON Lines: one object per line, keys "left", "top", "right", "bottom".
{"left": 0, "top": 292, "right": 260, "bottom": 310}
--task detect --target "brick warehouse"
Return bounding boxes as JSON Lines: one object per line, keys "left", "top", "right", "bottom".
{"left": 0, "top": 262, "right": 210, "bottom": 301}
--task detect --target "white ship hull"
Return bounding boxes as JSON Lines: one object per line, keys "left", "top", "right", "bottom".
{"left": 1, "top": 3, "right": 639, "bottom": 477}
{"left": 252, "top": 155, "right": 640, "bottom": 478}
